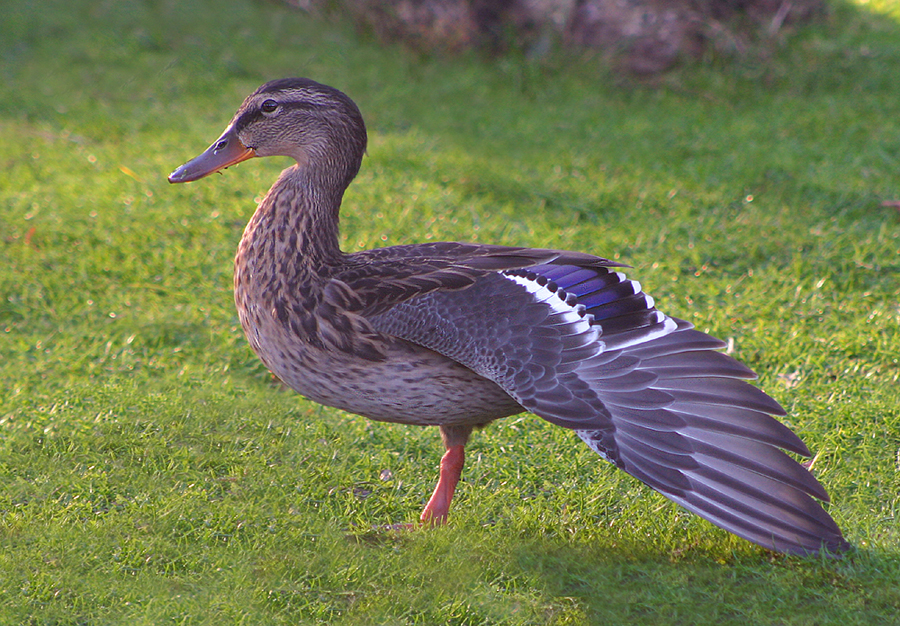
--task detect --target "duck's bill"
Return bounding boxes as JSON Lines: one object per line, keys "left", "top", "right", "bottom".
{"left": 168, "top": 125, "right": 256, "bottom": 183}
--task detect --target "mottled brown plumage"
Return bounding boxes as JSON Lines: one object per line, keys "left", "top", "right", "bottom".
{"left": 169, "top": 78, "right": 848, "bottom": 555}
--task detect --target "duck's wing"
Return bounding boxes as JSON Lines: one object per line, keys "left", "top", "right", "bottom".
{"left": 367, "top": 261, "right": 849, "bottom": 556}
{"left": 317, "top": 243, "right": 619, "bottom": 360}
{"left": 333, "top": 243, "right": 619, "bottom": 315}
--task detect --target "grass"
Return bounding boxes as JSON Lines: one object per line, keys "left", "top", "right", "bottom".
{"left": 1, "top": 0, "right": 899, "bottom": 623}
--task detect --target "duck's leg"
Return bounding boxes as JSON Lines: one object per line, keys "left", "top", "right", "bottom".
{"left": 420, "top": 425, "right": 473, "bottom": 525}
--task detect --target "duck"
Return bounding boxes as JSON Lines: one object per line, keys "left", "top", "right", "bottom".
{"left": 168, "top": 77, "right": 849, "bottom": 556}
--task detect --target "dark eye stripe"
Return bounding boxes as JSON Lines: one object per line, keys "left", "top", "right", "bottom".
{"left": 234, "top": 100, "right": 326, "bottom": 132}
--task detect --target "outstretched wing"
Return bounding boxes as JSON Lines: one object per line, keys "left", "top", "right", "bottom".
{"left": 370, "top": 262, "right": 848, "bottom": 555}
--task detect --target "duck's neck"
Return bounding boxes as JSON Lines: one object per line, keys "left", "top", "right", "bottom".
{"left": 239, "top": 164, "right": 346, "bottom": 276}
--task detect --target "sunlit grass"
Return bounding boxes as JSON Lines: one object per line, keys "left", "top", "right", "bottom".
{"left": 852, "top": 0, "right": 900, "bottom": 19}
{"left": 1, "top": 0, "right": 899, "bottom": 624}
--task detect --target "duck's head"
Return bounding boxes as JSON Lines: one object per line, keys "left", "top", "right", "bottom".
{"left": 168, "top": 78, "right": 367, "bottom": 187}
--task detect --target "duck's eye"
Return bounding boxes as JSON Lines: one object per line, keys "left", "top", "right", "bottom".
{"left": 261, "top": 99, "right": 278, "bottom": 113}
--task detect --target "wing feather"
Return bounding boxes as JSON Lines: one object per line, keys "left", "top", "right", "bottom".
{"left": 366, "top": 260, "right": 847, "bottom": 555}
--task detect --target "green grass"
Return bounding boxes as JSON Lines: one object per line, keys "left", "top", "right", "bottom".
{"left": 2, "top": 0, "right": 899, "bottom": 623}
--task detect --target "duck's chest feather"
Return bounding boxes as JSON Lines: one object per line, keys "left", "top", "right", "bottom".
{"left": 233, "top": 280, "right": 522, "bottom": 425}
{"left": 232, "top": 189, "right": 522, "bottom": 426}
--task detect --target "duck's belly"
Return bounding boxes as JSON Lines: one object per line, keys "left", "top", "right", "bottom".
{"left": 247, "top": 321, "right": 523, "bottom": 426}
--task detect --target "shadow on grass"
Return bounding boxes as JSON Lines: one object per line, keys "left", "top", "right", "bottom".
{"left": 508, "top": 539, "right": 898, "bottom": 624}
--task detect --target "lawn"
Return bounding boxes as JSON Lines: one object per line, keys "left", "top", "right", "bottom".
{"left": 1, "top": 0, "right": 899, "bottom": 624}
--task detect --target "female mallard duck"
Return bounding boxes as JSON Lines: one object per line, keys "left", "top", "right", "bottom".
{"left": 169, "top": 78, "right": 848, "bottom": 555}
